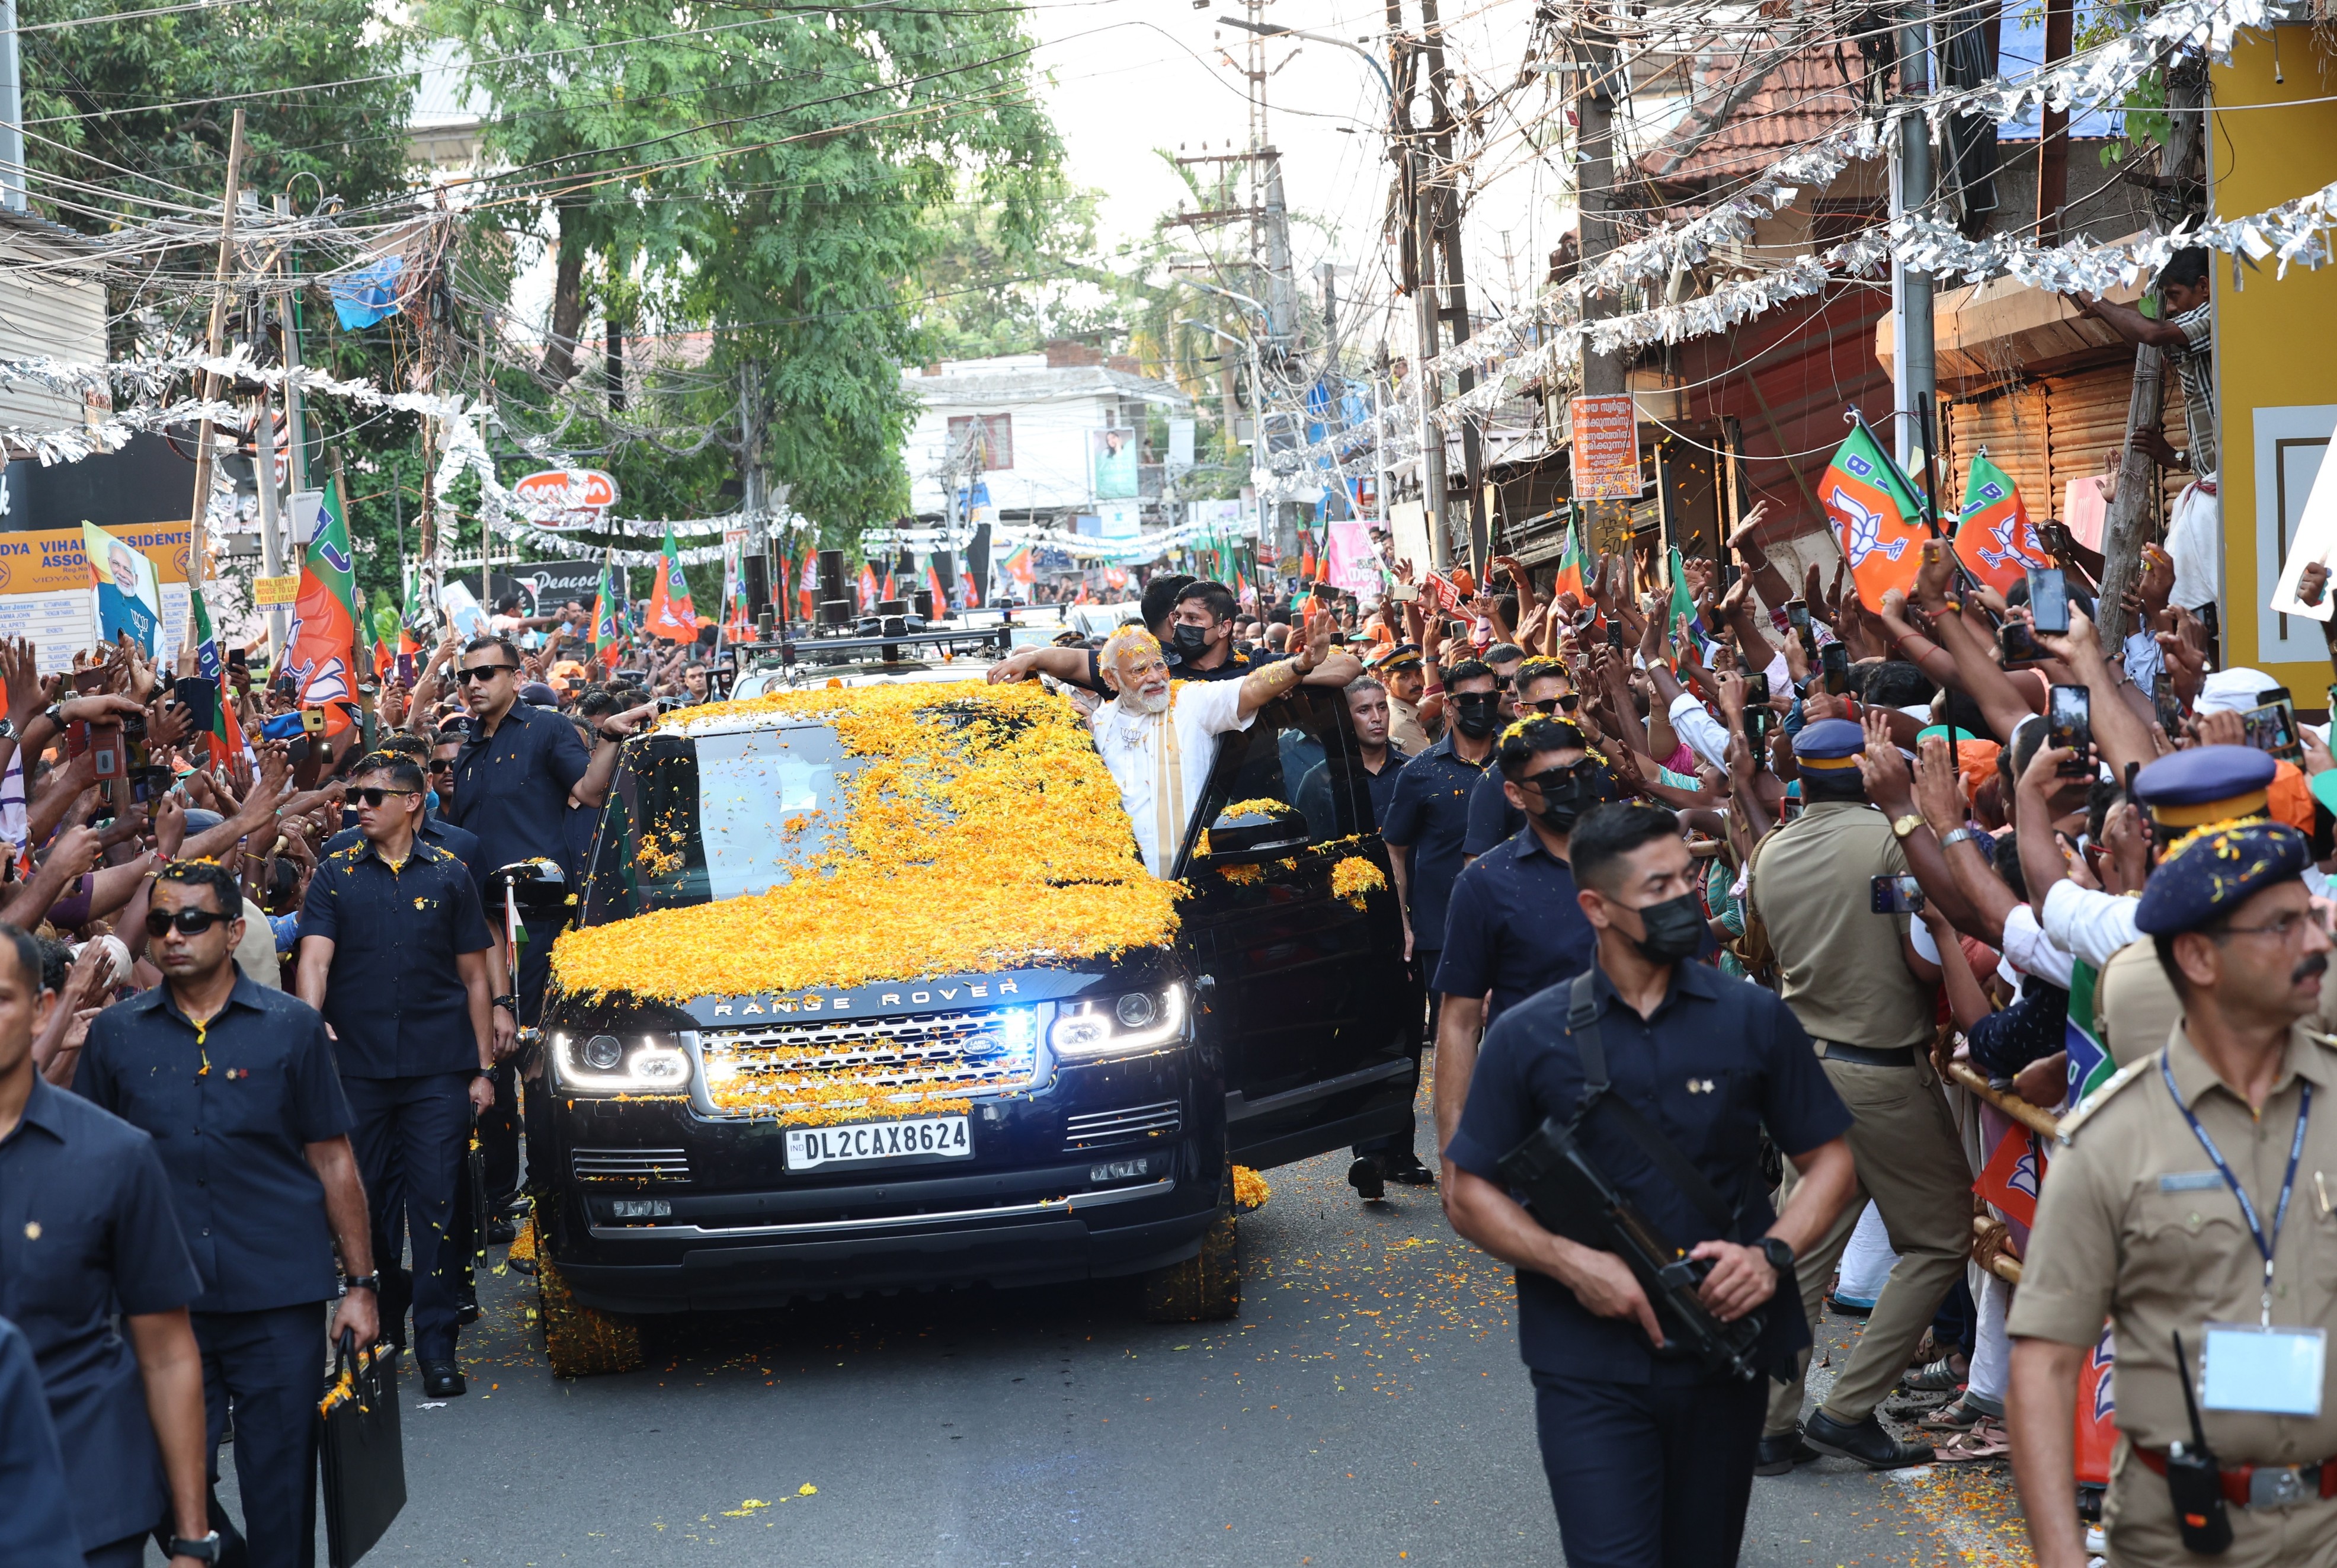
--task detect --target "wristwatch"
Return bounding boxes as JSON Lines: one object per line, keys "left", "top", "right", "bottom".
{"left": 492, "top": 994, "right": 520, "bottom": 1013}
{"left": 342, "top": 1273, "right": 380, "bottom": 1294}
{"left": 1759, "top": 1236, "right": 1796, "bottom": 1276}
{"left": 1890, "top": 812, "right": 1926, "bottom": 840}
{"left": 168, "top": 1533, "right": 222, "bottom": 1565}
{"left": 1939, "top": 825, "right": 1983, "bottom": 852}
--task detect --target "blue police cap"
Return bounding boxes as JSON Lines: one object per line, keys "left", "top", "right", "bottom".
{"left": 2133, "top": 817, "right": 2313, "bottom": 935}
{"left": 1792, "top": 717, "right": 1866, "bottom": 773}
{"left": 2130, "top": 745, "right": 2277, "bottom": 828}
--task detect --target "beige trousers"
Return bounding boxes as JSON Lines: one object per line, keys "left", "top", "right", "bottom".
{"left": 1764, "top": 1052, "right": 1974, "bottom": 1435}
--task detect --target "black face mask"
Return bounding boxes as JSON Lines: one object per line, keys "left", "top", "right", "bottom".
{"left": 1451, "top": 692, "right": 1501, "bottom": 738}
{"left": 1171, "top": 623, "right": 1212, "bottom": 658}
{"left": 1526, "top": 761, "right": 1612, "bottom": 833}
{"left": 1628, "top": 892, "right": 1707, "bottom": 965}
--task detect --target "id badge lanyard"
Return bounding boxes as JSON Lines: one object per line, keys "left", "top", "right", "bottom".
{"left": 2160, "top": 1055, "right": 2311, "bottom": 1326}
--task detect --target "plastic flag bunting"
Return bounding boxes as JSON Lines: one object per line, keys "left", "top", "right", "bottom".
{"left": 1954, "top": 452, "right": 2049, "bottom": 595}
{"left": 1819, "top": 421, "right": 1931, "bottom": 610}
{"left": 645, "top": 523, "right": 698, "bottom": 642}
{"left": 283, "top": 482, "right": 358, "bottom": 731}
{"left": 858, "top": 564, "right": 880, "bottom": 611}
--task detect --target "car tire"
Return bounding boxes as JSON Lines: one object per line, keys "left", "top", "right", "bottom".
{"left": 536, "top": 1255, "right": 644, "bottom": 1378}
{"left": 1138, "top": 1204, "right": 1241, "bottom": 1322}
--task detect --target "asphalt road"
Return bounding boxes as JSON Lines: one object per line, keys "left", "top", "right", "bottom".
{"left": 206, "top": 1094, "right": 2037, "bottom": 1567}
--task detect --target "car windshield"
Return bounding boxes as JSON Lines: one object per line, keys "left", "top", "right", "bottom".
{"left": 581, "top": 724, "right": 863, "bottom": 925}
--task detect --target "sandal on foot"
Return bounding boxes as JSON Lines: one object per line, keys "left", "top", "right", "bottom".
{"left": 1919, "top": 1396, "right": 1984, "bottom": 1432}
{"left": 1902, "top": 1356, "right": 1968, "bottom": 1393}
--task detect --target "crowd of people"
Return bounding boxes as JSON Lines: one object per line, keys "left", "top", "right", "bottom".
{"left": 0, "top": 617, "right": 724, "bottom": 1568}
{"left": 0, "top": 346, "right": 2314, "bottom": 1566}
{"left": 1006, "top": 425, "right": 2335, "bottom": 1566}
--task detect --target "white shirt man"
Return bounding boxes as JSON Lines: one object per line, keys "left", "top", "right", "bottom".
{"left": 1091, "top": 674, "right": 1253, "bottom": 877}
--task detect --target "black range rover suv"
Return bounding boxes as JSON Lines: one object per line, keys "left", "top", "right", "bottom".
{"left": 526, "top": 670, "right": 1418, "bottom": 1376}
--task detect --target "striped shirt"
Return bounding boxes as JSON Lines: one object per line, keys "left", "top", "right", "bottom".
{"left": 2168, "top": 300, "right": 2216, "bottom": 476}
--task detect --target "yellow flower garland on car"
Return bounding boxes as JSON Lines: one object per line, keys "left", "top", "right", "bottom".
{"left": 1330, "top": 855, "right": 1387, "bottom": 910}
{"left": 550, "top": 683, "right": 1181, "bottom": 1005}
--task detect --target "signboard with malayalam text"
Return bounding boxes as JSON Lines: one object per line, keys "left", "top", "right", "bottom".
{"left": 1570, "top": 394, "right": 1644, "bottom": 503}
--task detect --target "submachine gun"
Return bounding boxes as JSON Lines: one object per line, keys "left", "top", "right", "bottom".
{"left": 1496, "top": 972, "right": 1774, "bottom": 1384}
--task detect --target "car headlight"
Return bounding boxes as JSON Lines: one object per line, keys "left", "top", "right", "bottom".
{"left": 552, "top": 1030, "right": 693, "bottom": 1094}
{"left": 1048, "top": 983, "right": 1186, "bottom": 1058}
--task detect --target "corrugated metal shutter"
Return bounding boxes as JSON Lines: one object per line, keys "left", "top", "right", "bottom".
{"left": 1941, "top": 358, "right": 2191, "bottom": 533}
{"left": 0, "top": 271, "right": 106, "bottom": 440}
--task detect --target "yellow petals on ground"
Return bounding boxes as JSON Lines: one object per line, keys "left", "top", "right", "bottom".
{"left": 551, "top": 683, "right": 1179, "bottom": 1003}
{"left": 1232, "top": 1164, "right": 1270, "bottom": 1211}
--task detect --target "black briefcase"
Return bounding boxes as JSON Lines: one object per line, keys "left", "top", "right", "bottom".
{"left": 321, "top": 1331, "right": 406, "bottom": 1567}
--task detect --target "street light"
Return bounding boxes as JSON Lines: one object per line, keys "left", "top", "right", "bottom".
{"left": 1216, "top": 16, "right": 1392, "bottom": 104}
{"left": 1177, "top": 317, "right": 1270, "bottom": 553}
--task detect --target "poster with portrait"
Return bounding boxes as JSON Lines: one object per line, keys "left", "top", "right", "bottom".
{"left": 1089, "top": 428, "right": 1139, "bottom": 501}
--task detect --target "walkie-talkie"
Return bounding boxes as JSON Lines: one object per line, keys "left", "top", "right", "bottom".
{"left": 2167, "top": 1330, "right": 2233, "bottom": 1555}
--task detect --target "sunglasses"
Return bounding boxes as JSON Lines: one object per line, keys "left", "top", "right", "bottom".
{"left": 145, "top": 907, "right": 231, "bottom": 938}
{"left": 427, "top": 759, "right": 453, "bottom": 774}
{"left": 1529, "top": 697, "right": 1566, "bottom": 714}
{"left": 354, "top": 786, "right": 420, "bottom": 807}
{"left": 457, "top": 664, "right": 515, "bottom": 684}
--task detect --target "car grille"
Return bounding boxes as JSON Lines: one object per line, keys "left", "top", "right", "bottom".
{"left": 1064, "top": 1100, "right": 1182, "bottom": 1151}
{"left": 697, "top": 1009, "right": 1042, "bottom": 1122}
{"left": 572, "top": 1147, "right": 692, "bottom": 1183}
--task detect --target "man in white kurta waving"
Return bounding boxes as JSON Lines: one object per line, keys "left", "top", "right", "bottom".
{"left": 990, "top": 612, "right": 1335, "bottom": 876}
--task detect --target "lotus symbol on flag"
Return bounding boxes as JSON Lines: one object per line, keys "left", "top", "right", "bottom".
{"left": 1976, "top": 513, "right": 2043, "bottom": 576}
{"left": 1830, "top": 485, "right": 1907, "bottom": 569}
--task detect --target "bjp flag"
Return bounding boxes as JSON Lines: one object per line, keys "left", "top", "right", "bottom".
{"left": 797, "top": 553, "right": 817, "bottom": 620}
{"left": 1550, "top": 520, "right": 1588, "bottom": 603}
{"left": 1954, "top": 452, "right": 2048, "bottom": 596}
{"left": 1819, "top": 421, "right": 1930, "bottom": 610}
{"left": 645, "top": 524, "right": 697, "bottom": 642}
{"left": 283, "top": 484, "right": 358, "bottom": 732}
{"left": 857, "top": 564, "right": 880, "bottom": 611}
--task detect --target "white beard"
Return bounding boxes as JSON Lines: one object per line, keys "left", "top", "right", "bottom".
{"left": 1123, "top": 684, "right": 1173, "bottom": 716}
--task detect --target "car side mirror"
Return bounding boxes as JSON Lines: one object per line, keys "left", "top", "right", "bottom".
{"left": 1198, "top": 800, "right": 1308, "bottom": 865}
{"left": 486, "top": 857, "right": 569, "bottom": 918}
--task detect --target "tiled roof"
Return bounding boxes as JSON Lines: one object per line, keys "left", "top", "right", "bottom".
{"left": 1637, "top": 47, "right": 1865, "bottom": 187}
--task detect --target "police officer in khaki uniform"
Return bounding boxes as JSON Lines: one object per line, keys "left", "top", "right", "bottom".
{"left": 2008, "top": 817, "right": 2337, "bottom": 1568}
{"left": 1746, "top": 718, "right": 1970, "bottom": 1470}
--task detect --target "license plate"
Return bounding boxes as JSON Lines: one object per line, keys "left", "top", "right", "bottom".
{"left": 785, "top": 1116, "right": 972, "bottom": 1170}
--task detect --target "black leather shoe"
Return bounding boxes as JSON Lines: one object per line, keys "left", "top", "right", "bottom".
{"left": 488, "top": 1217, "right": 517, "bottom": 1245}
{"left": 421, "top": 1361, "right": 467, "bottom": 1398}
{"left": 1754, "top": 1427, "right": 1821, "bottom": 1477}
{"left": 456, "top": 1283, "right": 481, "bottom": 1324}
{"left": 1384, "top": 1153, "right": 1436, "bottom": 1186}
{"left": 1346, "top": 1156, "right": 1387, "bottom": 1201}
{"left": 1803, "top": 1408, "right": 1935, "bottom": 1469}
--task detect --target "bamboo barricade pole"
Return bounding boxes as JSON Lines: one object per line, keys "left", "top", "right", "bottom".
{"left": 185, "top": 108, "right": 248, "bottom": 588}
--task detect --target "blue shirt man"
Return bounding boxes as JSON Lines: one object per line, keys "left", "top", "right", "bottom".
{"left": 75, "top": 861, "right": 376, "bottom": 1568}
{"left": 0, "top": 1314, "right": 79, "bottom": 1568}
{"left": 297, "top": 756, "right": 498, "bottom": 1400}
{"left": 1381, "top": 658, "right": 1502, "bottom": 971}
{"left": 1442, "top": 802, "right": 1856, "bottom": 1568}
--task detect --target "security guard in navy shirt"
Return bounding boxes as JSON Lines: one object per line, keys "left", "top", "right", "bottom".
{"left": 1461, "top": 658, "right": 1574, "bottom": 857}
{"left": 0, "top": 1313, "right": 78, "bottom": 1568}
{"left": 1443, "top": 802, "right": 1858, "bottom": 1568}
{"left": 0, "top": 914, "right": 213, "bottom": 1568}
{"left": 297, "top": 753, "right": 498, "bottom": 1400}
{"left": 76, "top": 862, "right": 378, "bottom": 1568}
{"left": 1382, "top": 657, "right": 1500, "bottom": 1022}
{"left": 1432, "top": 717, "right": 1606, "bottom": 1154}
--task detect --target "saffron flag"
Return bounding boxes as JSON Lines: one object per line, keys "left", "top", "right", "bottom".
{"left": 1001, "top": 547, "right": 1035, "bottom": 590}
{"left": 1954, "top": 452, "right": 2049, "bottom": 596}
{"left": 797, "top": 552, "right": 817, "bottom": 620}
{"left": 1974, "top": 1124, "right": 2048, "bottom": 1230}
{"left": 857, "top": 564, "right": 880, "bottom": 612}
{"left": 591, "top": 555, "right": 623, "bottom": 668}
{"left": 1819, "top": 422, "right": 1931, "bottom": 610}
{"left": 881, "top": 571, "right": 897, "bottom": 603}
{"left": 645, "top": 524, "right": 698, "bottom": 642}
{"left": 283, "top": 484, "right": 358, "bottom": 729}
{"left": 188, "top": 586, "right": 242, "bottom": 765}
{"left": 960, "top": 569, "right": 980, "bottom": 609}
{"left": 1551, "top": 520, "right": 1587, "bottom": 604}
{"left": 926, "top": 560, "right": 947, "bottom": 610}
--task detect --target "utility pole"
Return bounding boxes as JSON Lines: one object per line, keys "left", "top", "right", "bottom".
{"left": 0, "top": 0, "right": 24, "bottom": 212}
{"left": 1889, "top": 1, "right": 1937, "bottom": 482}
{"left": 255, "top": 364, "right": 286, "bottom": 657}
{"left": 273, "top": 195, "right": 311, "bottom": 495}
{"left": 739, "top": 362, "right": 771, "bottom": 617}
{"left": 187, "top": 108, "right": 248, "bottom": 587}
{"left": 1419, "top": 0, "right": 1487, "bottom": 574}
{"left": 1389, "top": 0, "right": 1450, "bottom": 569}
{"left": 1575, "top": 9, "right": 1622, "bottom": 401}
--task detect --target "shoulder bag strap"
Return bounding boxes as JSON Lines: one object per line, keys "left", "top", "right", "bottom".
{"left": 1566, "top": 969, "right": 1741, "bottom": 1233}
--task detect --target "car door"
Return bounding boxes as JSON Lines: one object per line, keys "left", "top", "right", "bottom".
{"left": 1171, "top": 684, "right": 1421, "bottom": 1169}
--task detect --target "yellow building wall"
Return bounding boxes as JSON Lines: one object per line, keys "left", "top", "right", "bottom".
{"left": 2216, "top": 26, "right": 2337, "bottom": 695}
